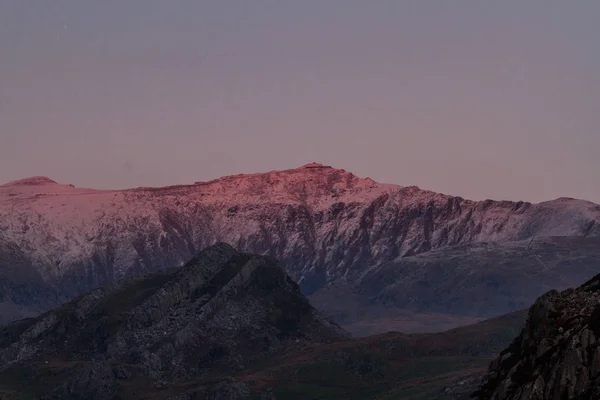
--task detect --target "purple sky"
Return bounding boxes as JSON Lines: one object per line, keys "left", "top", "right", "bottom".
{"left": 1, "top": 1, "right": 599, "bottom": 204}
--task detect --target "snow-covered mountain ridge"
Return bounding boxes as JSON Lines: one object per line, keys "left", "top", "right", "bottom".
{"left": 1, "top": 163, "right": 599, "bottom": 303}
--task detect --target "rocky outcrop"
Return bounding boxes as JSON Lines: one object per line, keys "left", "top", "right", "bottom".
{"left": 0, "top": 243, "right": 348, "bottom": 399}
{"left": 474, "top": 271, "right": 600, "bottom": 399}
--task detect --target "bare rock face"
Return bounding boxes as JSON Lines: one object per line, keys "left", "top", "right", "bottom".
{"left": 0, "top": 244, "right": 348, "bottom": 399}
{"left": 474, "top": 271, "right": 600, "bottom": 399}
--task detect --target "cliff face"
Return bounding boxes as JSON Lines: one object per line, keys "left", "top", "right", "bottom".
{"left": 0, "top": 243, "right": 348, "bottom": 399}
{"left": 1, "top": 164, "right": 599, "bottom": 322}
{"left": 475, "top": 272, "right": 600, "bottom": 399}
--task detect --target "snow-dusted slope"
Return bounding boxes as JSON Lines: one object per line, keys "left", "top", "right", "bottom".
{"left": 1, "top": 163, "right": 599, "bottom": 304}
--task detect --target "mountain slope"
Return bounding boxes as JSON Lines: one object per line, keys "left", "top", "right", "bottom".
{"left": 0, "top": 240, "right": 526, "bottom": 400}
{"left": 311, "top": 236, "right": 600, "bottom": 335}
{"left": 0, "top": 243, "right": 348, "bottom": 400}
{"left": 241, "top": 310, "right": 526, "bottom": 400}
{"left": 0, "top": 238, "right": 65, "bottom": 321}
{"left": 1, "top": 164, "right": 599, "bottom": 323}
{"left": 474, "top": 271, "right": 600, "bottom": 399}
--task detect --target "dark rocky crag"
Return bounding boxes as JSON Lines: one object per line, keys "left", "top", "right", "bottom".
{"left": 0, "top": 243, "right": 348, "bottom": 400}
{"left": 474, "top": 271, "right": 600, "bottom": 399}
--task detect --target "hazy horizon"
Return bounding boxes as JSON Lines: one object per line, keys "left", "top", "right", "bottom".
{"left": 2, "top": 2, "right": 599, "bottom": 204}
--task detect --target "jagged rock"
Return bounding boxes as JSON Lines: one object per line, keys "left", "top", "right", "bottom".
{"left": 474, "top": 272, "right": 600, "bottom": 399}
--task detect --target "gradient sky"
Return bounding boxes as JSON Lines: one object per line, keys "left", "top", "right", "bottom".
{"left": 1, "top": 1, "right": 599, "bottom": 204}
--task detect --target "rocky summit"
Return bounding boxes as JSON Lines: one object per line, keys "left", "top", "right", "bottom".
{"left": 0, "top": 243, "right": 348, "bottom": 400}
{"left": 474, "top": 271, "right": 600, "bottom": 399}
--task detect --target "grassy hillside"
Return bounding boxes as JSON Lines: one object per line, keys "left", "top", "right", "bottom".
{"left": 239, "top": 310, "right": 526, "bottom": 399}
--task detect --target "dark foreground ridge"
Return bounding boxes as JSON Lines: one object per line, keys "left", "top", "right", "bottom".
{"left": 0, "top": 243, "right": 348, "bottom": 399}
{"left": 474, "top": 271, "right": 600, "bottom": 399}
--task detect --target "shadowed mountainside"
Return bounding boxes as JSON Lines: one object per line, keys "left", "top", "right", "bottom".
{"left": 0, "top": 243, "right": 348, "bottom": 400}
{"left": 0, "top": 239, "right": 65, "bottom": 322}
{"left": 311, "top": 236, "right": 600, "bottom": 335}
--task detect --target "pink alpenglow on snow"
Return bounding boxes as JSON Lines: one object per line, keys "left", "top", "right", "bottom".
{"left": 1, "top": 164, "right": 599, "bottom": 292}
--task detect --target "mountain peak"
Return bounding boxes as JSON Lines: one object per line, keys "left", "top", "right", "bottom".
{"left": 1, "top": 176, "right": 58, "bottom": 187}
{"left": 298, "top": 162, "right": 333, "bottom": 169}
{"left": 0, "top": 244, "right": 348, "bottom": 398}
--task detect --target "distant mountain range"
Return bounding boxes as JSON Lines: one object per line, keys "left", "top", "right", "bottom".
{"left": 1, "top": 163, "right": 599, "bottom": 328}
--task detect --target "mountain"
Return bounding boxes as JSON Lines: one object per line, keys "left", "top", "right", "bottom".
{"left": 0, "top": 242, "right": 526, "bottom": 400}
{"left": 1, "top": 164, "right": 599, "bottom": 325}
{"left": 313, "top": 236, "right": 600, "bottom": 335}
{"left": 474, "top": 271, "right": 600, "bottom": 399}
{"left": 0, "top": 243, "right": 348, "bottom": 399}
